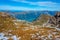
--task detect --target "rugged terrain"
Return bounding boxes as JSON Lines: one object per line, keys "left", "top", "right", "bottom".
{"left": 47, "top": 12, "right": 60, "bottom": 28}
{"left": 0, "top": 12, "right": 60, "bottom": 40}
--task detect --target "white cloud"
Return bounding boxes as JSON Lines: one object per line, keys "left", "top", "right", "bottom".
{"left": 36, "top": 2, "right": 56, "bottom": 6}
{"left": 0, "top": 0, "right": 60, "bottom": 11}
{"left": 12, "top": 0, "right": 58, "bottom": 4}
{"left": 12, "top": 0, "right": 60, "bottom": 8}
{"left": 0, "top": 5, "right": 59, "bottom": 11}
{"left": 0, "top": 5, "right": 49, "bottom": 11}
{"left": 12, "top": 0, "right": 35, "bottom": 5}
{"left": 0, "top": 5, "right": 35, "bottom": 10}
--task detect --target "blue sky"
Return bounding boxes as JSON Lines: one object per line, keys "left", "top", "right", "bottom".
{"left": 0, "top": 0, "right": 60, "bottom": 11}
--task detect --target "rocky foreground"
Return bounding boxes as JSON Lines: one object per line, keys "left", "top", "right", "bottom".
{"left": 0, "top": 12, "right": 60, "bottom": 40}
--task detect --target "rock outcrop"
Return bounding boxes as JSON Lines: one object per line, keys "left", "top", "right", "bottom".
{"left": 48, "top": 12, "right": 60, "bottom": 28}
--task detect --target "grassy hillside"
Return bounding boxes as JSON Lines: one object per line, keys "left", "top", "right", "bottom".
{"left": 0, "top": 12, "right": 16, "bottom": 32}
{"left": 0, "top": 12, "right": 60, "bottom": 40}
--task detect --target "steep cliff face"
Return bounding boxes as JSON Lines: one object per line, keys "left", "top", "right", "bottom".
{"left": 48, "top": 12, "right": 60, "bottom": 28}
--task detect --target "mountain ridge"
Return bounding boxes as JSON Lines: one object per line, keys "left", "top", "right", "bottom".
{"left": 0, "top": 11, "right": 56, "bottom": 22}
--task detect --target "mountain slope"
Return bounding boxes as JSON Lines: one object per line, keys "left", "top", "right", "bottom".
{"left": 0, "top": 12, "right": 16, "bottom": 32}
{"left": 32, "top": 14, "right": 51, "bottom": 25}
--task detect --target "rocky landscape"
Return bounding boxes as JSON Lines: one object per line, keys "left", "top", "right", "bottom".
{"left": 0, "top": 11, "right": 60, "bottom": 40}
{"left": 48, "top": 12, "right": 60, "bottom": 28}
